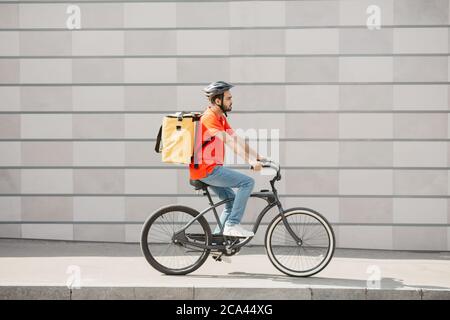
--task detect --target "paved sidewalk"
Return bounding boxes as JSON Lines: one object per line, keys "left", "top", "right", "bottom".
{"left": 0, "top": 239, "right": 449, "bottom": 300}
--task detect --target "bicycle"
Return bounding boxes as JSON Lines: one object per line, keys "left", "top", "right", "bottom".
{"left": 140, "top": 159, "right": 335, "bottom": 277}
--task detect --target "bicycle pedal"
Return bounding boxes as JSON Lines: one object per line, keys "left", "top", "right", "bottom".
{"left": 211, "top": 254, "right": 231, "bottom": 264}
{"left": 211, "top": 254, "right": 223, "bottom": 262}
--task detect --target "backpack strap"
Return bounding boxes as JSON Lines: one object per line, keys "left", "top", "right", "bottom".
{"left": 154, "top": 125, "right": 162, "bottom": 153}
{"left": 191, "top": 112, "right": 215, "bottom": 169}
{"left": 193, "top": 138, "right": 215, "bottom": 169}
{"left": 192, "top": 116, "right": 202, "bottom": 168}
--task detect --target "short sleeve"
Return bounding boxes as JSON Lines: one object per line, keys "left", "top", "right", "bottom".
{"left": 202, "top": 114, "right": 225, "bottom": 139}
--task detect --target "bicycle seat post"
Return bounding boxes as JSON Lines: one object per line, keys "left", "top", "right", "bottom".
{"left": 203, "top": 187, "right": 223, "bottom": 234}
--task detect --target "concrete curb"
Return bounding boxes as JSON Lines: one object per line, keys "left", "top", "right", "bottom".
{"left": 1, "top": 286, "right": 449, "bottom": 300}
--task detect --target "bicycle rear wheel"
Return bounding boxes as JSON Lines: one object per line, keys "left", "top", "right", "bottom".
{"left": 140, "top": 205, "right": 211, "bottom": 275}
{"left": 265, "top": 207, "right": 335, "bottom": 277}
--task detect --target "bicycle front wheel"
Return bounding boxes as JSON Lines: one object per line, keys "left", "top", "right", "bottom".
{"left": 265, "top": 207, "right": 335, "bottom": 277}
{"left": 140, "top": 205, "right": 211, "bottom": 275}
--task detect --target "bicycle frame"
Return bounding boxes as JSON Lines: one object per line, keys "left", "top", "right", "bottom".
{"left": 173, "top": 163, "right": 303, "bottom": 251}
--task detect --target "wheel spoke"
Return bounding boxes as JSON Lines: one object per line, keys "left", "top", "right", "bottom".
{"left": 268, "top": 211, "right": 334, "bottom": 276}
{"left": 142, "top": 209, "right": 210, "bottom": 273}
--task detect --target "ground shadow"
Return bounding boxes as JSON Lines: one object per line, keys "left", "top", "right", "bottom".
{"left": 185, "top": 272, "right": 450, "bottom": 291}
{"left": 0, "top": 239, "right": 449, "bottom": 262}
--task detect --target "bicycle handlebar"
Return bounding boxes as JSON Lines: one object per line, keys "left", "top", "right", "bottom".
{"left": 260, "top": 159, "right": 279, "bottom": 170}
{"left": 250, "top": 159, "right": 281, "bottom": 179}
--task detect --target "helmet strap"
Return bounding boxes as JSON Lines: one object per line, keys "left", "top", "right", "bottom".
{"left": 219, "top": 93, "right": 227, "bottom": 117}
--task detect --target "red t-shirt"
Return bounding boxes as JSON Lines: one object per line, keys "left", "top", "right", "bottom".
{"left": 189, "top": 106, "right": 235, "bottom": 180}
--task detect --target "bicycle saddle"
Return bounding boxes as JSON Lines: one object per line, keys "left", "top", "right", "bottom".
{"left": 189, "top": 179, "right": 209, "bottom": 190}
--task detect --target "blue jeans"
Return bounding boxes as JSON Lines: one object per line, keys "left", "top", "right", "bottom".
{"left": 199, "top": 166, "right": 255, "bottom": 234}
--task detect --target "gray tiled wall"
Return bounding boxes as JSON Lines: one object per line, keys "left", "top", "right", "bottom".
{"left": 0, "top": 0, "right": 449, "bottom": 251}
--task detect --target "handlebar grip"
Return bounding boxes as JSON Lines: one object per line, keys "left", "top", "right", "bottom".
{"left": 251, "top": 160, "right": 279, "bottom": 171}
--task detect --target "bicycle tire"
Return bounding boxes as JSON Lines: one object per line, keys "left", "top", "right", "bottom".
{"left": 265, "top": 207, "right": 335, "bottom": 277}
{"left": 140, "top": 205, "right": 212, "bottom": 275}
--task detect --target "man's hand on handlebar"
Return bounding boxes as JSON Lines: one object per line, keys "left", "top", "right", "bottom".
{"left": 249, "top": 160, "right": 263, "bottom": 171}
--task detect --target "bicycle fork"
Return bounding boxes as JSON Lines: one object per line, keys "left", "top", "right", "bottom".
{"left": 277, "top": 204, "right": 303, "bottom": 246}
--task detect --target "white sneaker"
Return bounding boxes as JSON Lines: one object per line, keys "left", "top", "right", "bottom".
{"left": 223, "top": 224, "right": 254, "bottom": 238}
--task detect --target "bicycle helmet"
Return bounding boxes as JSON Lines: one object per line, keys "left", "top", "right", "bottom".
{"left": 203, "top": 81, "right": 234, "bottom": 117}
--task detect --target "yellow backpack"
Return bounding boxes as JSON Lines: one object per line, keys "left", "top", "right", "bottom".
{"left": 154, "top": 111, "right": 203, "bottom": 165}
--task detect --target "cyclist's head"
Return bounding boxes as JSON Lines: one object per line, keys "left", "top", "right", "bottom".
{"left": 203, "top": 81, "right": 234, "bottom": 116}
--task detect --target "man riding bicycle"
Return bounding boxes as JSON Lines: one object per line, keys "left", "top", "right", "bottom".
{"left": 142, "top": 81, "right": 335, "bottom": 276}
{"left": 189, "top": 81, "right": 265, "bottom": 238}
